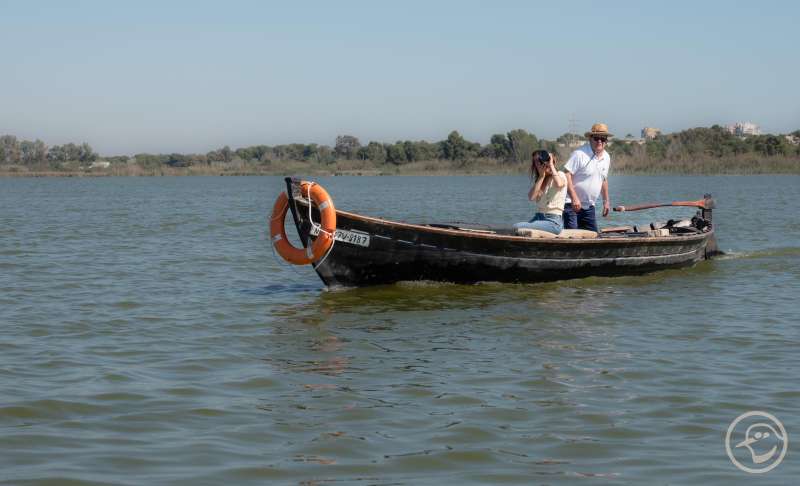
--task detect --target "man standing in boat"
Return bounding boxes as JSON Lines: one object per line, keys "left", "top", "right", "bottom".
{"left": 562, "top": 123, "right": 612, "bottom": 232}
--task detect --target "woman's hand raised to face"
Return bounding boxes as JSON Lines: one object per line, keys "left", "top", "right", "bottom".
{"left": 534, "top": 159, "right": 545, "bottom": 176}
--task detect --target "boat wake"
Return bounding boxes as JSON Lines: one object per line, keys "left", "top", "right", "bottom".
{"left": 715, "top": 247, "right": 800, "bottom": 260}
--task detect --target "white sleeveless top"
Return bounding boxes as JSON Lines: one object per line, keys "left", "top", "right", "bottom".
{"left": 536, "top": 171, "right": 567, "bottom": 215}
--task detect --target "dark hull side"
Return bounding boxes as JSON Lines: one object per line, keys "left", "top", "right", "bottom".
{"left": 293, "top": 199, "right": 714, "bottom": 288}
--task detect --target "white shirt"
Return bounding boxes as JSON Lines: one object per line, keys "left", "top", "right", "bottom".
{"left": 563, "top": 143, "right": 610, "bottom": 207}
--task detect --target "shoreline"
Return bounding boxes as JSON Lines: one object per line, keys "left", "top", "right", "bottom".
{"left": 3, "top": 154, "right": 800, "bottom": 178}
{"left": 3, "top": 167, "right": 800, "bottom": 178}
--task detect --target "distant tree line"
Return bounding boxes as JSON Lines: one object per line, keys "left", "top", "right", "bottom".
{"left": 120, "top": 130, "right": 555, "bottom": 168}
{"left": 0, "top": 135, "right": 97, "bottom": 166}
{"left": 1, "top": 126, "right": 798, "bottom": 172}
{"left": 612, "top": 126, "right": 800, "bottom": 160}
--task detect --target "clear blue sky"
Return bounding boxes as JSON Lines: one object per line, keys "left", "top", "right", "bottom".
{"left": 1, "top": 0, "right": 798, "bottom": 155}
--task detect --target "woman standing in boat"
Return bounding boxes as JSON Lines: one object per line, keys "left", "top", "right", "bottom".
{"left": 513, "top": 150, "right": 568, "bottom": 235}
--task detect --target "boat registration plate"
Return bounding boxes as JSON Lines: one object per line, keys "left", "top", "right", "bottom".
{"left": 309, "top": 226, "right": 370, "bottom": 247}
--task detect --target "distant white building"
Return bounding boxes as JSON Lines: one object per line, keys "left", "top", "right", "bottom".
{"left": 89, "top": 160, "right": 111, "bottom": 169}
{"left": 641, "top": 127, "right": 661, "bottom": 140}
{"left": 617, "top": 136, "right": 645, "bottom": 146}
{"left": 725, "top": 122, "right": 761, "bottom": 136}
{"left": 556, "top": 133, "right": 585, "bottom": 149}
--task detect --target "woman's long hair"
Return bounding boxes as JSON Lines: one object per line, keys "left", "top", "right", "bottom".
{"left": 529, "top": 150, "right": 559, "bottom": 182}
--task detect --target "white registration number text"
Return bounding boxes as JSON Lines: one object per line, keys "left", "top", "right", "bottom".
{"left": 309, "top": 227, "right": 370, "bottom": 247}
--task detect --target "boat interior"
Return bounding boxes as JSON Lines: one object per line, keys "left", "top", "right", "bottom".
{"left": 426, "top": 217, "right": 708, "bottom": 239}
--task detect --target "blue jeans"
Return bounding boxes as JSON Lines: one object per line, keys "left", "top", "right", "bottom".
{"left": 562, "top": 204, "right": 597, "bottom": 231}
{"left": 514, "top": 212, "right": 563, "bottom": 235}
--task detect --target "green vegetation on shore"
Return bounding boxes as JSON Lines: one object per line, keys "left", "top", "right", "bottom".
{"left": 1, "top": 126, "right": 799, "bottom": 177}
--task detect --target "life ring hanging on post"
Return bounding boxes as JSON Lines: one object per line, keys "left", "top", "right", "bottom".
{"left": 270, "top": 181, "right": 336, "bottom": 265}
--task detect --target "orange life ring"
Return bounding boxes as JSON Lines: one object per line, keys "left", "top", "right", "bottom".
{"left": 270, "top": 181, "right": 336, "bottom": 265}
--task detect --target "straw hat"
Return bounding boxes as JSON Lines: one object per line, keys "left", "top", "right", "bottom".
{"left": 584, "top": 123, "right": 613, "bottom": 138}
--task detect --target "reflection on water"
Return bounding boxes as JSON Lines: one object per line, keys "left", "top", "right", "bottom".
{"left": 271, "top": 264, "right": 718, "bottom": 319}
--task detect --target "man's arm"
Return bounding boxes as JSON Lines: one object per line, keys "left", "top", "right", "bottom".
{"left": 563, "top": 150, "right": 582, "bottom": 211}
{"left": 565, "top": 171, "right": 581, "bottom": 212}
{"left": 601, "top": 179, "right": 610, "bottom": 217}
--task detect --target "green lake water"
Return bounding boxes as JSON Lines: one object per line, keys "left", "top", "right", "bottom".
{"left": 1, "top": 175, "right": 798, "bottom": 485}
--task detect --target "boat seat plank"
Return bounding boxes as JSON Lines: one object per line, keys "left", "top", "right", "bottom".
{"left": 516, "top": 228, "right": 599, "bottom": 239}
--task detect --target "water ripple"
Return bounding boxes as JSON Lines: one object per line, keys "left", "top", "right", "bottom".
{"left": 1, "top": 175, "right": 799, "bottom": 484}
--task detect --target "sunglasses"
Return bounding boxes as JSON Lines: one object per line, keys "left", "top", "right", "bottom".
{"left": 592, "top": 136, "right": 608, "bottom": 143}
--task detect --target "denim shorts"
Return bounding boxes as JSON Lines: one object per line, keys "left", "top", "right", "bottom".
{"left": 513, "top": 212, "right": 563, "bottom": 235}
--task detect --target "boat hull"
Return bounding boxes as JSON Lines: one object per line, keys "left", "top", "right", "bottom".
{"left": 294, "top": 200, "right": 714, "bottom": 288}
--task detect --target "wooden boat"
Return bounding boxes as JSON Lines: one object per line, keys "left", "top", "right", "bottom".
{"left": 271, "top": 178, "right": 720, "bottom": 288}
